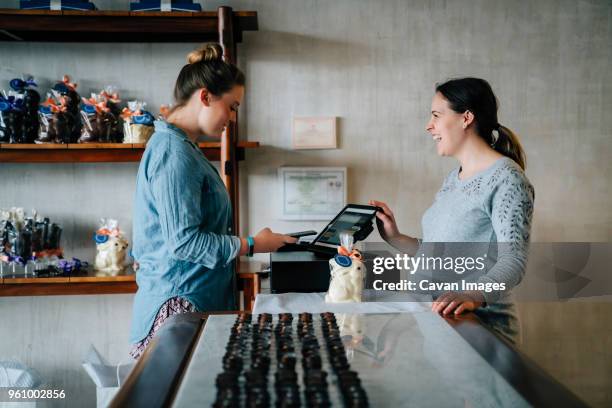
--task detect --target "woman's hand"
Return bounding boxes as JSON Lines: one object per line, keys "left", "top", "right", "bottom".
{"left": 431, "top": 291, "right": 485, "bottom": 315}
{"left": 253, "top": 228, "right": 297, "bottom": 253}
{"left": 369, "top": 200, "right": 401, "bottom": 242}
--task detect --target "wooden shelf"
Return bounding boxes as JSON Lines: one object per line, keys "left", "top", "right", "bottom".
{"left": 0, "top": 272, "right": 137, "bottom": 296}
{"left": 0, "top": 141, "right": 260, "bottom": 163}
{"left": 0, "top": 260, "right": 265, "bottom": 309}
{"left": 0, "top": 9, "right": 258, "bottom": 43}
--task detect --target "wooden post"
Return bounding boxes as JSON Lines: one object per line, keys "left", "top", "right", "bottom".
{"left": 218, "top": 5, "right": 240, "bottom": 235}
{"left": 218, "top": 6, "right": 241, "bottom": 310}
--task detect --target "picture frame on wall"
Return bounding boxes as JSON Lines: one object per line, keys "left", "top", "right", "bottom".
{"left": 279, "top": 167, "right": 347, "bottom": 220}
{"left": 292, "top": 116, "right": 337, "bottom": 149}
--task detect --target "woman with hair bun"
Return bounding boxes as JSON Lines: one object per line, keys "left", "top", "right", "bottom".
{"left": 129, "top": 44, "right": 296, "bottom": 359}
{"left": 371, "top": 78, "right": 534, "bottom": 342}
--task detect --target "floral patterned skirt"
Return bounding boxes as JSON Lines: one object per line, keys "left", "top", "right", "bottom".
{"left": 129, "top": 296, "right": 196, "bottom": 360}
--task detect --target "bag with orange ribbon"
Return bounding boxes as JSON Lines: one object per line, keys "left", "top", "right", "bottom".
{"left": 79, "top": 90, "right": 122, "bottom": 143}
{"left": 121, "top": 100, "right": 155, "bottom": 144}
{"left": 37, "top": 92, "right": 72, "bottom": 144}
{"left": 100, "top": 86, "right": 123, "bottom": 142}
{"left": 53, "top": 75, "right": 81, "bottom": 143}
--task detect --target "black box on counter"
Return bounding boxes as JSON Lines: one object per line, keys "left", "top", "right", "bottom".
{"left": 270, "top": 251, "right": 331, "bottom": 293}
{"left": 269, "top": 249, "right": 398, "bottom": 293}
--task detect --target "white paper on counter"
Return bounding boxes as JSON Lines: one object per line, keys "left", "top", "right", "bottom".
{"left": 253, "top": 290, "right": 432, "bottom": 314}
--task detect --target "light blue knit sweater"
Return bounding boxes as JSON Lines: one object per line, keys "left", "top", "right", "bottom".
{"left": 421, "top": 156, "right": 535, "bottom": 342}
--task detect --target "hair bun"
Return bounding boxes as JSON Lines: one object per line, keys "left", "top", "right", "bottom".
{"left": 187, "top": 43, "right": 223, "bottom": 64}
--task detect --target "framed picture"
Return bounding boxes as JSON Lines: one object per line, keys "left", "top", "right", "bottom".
{"left": 292, "top": 116, "right": 337, "bottom": 149}
{"left": 279, "top": 167, "right": 347, "bottom": 220}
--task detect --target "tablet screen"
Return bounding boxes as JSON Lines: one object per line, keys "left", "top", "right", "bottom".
{"left": 313, "top": 205, "right": 378, "bottom": 248}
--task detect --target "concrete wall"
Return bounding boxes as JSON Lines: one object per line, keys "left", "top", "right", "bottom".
{"left": 0, "top": 295, "right": 134, "bottom": 407}
{"left": 1, "top": 0, "right": 610, "bottom": 406}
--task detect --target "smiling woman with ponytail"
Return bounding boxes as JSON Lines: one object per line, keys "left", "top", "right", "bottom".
{"left": 371, "top": 77, "right": 534, "bottom": 343}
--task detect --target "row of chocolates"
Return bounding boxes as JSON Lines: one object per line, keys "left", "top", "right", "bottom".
{"left": 0, "top": 75, "right": 166, "bottom": 145}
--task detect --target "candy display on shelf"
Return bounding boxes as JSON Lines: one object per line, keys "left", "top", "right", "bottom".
{"left": 19, "top": 1, "right": 98, "bottom": 11}
{"left": 130, "top": 1, "right": 202, "bottom": 12}
{"left": 121, "top": 101, "right": 155, "bottom": 144}
{"left": 93, "top": 218, "right": 129, "bottom": 276}
{"left": 0, "top": 208, "right": 68, "bottom": 277}
{"left": 1, "top": 74, "right": 162, "bottom": 145}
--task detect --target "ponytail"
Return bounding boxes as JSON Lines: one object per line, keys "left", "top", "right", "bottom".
{"left": 492, "top": 124, "right": 526, "bottom": 170}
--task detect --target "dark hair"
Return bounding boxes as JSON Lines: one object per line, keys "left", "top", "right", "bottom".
{"left": 435, "top": 77, "right": 526, "bottom": 170}
{"left": 172, "top": 43, "right": 245, "bottom": 111}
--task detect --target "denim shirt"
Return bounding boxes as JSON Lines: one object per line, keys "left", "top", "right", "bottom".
{"left": 129, "top": 120, "right": 240, "bottom": 343}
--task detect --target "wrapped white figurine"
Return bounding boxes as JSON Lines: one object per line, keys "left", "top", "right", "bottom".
{"left": 325, "top": 232, "right": 365, "bottom": 303}
{"left": 94, "top": 218, "right": 129, "bottom": 276}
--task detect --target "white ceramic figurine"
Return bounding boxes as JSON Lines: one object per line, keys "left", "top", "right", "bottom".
{"left": 325, "top": 232, "right": 365, "bottom": 303}
{"left": 95, "top": 234, "right": 129, "bottom": 276}
{"left": 94, "top": 219, "right": 129, "bottom": 276}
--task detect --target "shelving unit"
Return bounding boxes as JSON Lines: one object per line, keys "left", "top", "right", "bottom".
{"left": 0, "top": 7, "right": 261, "bottom": 307}
{"left": 0, "top": 6, "right": 258, "bottom": 227}
{"left": 0, "top": 6, "right": 257, "bottom": 224}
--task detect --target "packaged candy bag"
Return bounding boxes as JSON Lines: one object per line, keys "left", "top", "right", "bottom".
{"left": 0, "top": 90, "right": 25, "bottom": 144}
{"left": 37, "top": 93, "right": 72, "bottom": 144}
{"left": 100, "top": 86, "right": 124, "bottom": 142}
{"left": 52, "top": 75, "right": 81, "bottom": 143}
{"left": 36, "top": 100, "right": 54, "bottom": 143}
{"left": 10, "top": 77, "right": 40, "bottom": 143}
{"left": 121, "top": 101, "right": 154, "bottom": 143}
{"left": 79, "top": 93, "right": 117, "bottom": 143}
{"left": 79, "top": 101, "right": 98, "bottom": 143}
{"left": 0, "top": 94, "right": 7, "bottom": 143}
{"left": 0, "top": 211, "right": 12, "bottom": 257}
